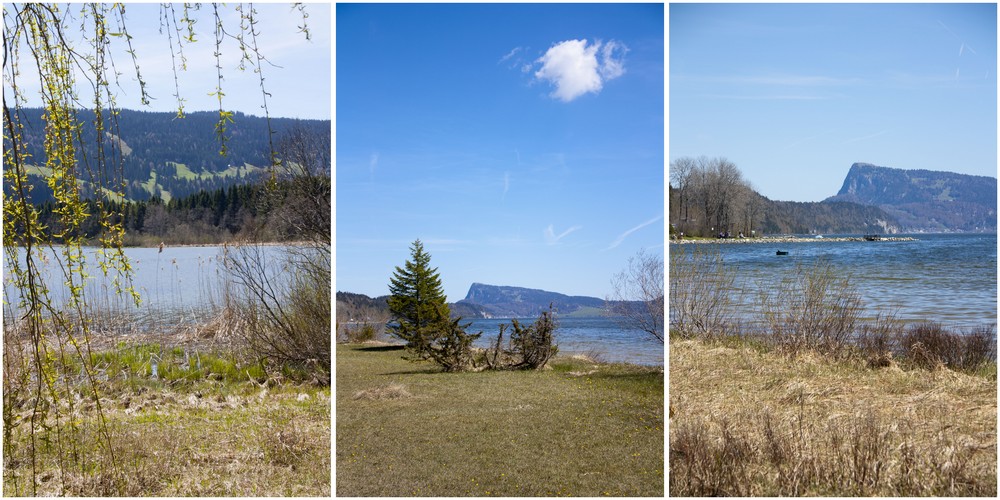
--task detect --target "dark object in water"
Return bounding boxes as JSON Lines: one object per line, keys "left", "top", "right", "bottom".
{"left": 776, "top": 250, "right": 789, "bottom": 256}
{"left": 863, "top": 234, "right": 881, "bottom": 241}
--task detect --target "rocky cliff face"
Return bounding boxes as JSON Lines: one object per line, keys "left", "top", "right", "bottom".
{"left": 458, "top": 283, "right": 605, "bottom": 318}
{"left": 825, "top": 163, "right": 996, "bottom": 232}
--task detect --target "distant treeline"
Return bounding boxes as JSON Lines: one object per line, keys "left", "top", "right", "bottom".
{"left": 670, "top": 156, "right": 898, "bottom": 236}
{"left": 29, "top": 177, "right": 330, "bottom": 246}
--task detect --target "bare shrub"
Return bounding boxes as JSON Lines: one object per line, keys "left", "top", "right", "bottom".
{"left": 225, "top": 243, "right": 331, "bottom": 377}
{"left": 605, "top": 249, "right": 664, "bottom": 343}
{"left": 756, "top": 259, "right": 862, "bottom": 357}
{"left": 902, "top": 322, "right": 952, "bottom": 369}
{"left": 343, "top": 324, "right": 378, "bottom": 344}
{"left": 856, "top": 311, "right": 904, "bottom": 368}
{"left": 670, "top": 418, "right": 754, "bottom": 496}
{"left": 960, "top": 324, "right": 996, "bottom": 370}
{"left": 670, "top": 409, "right": 969, "bottom": 496}
{"left": 223, "top": 125, "right": 331, "bottom": 379}
{"left": 481, "top": 306, "right": 559, "bottom": 370}
{"left": 669, "top": 247, "right": 742, "bottom": 339}
{"left": 902, "top": 322, "right": 996, "bottom": 372}
{"left": 846, "top": 412, "right": 891, "bottom": 494}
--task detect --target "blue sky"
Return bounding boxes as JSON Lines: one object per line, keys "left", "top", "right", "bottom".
{"left": 336, "top": 3, "right": 664, "bottom": 300}
{"left": 3, "top": 3, "right": 330, "bottom": 120}
{"left": 670, "top": 3, "right": 997, "bottom": 202}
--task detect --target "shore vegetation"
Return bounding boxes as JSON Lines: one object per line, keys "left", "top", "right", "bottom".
{"left": 669, "top": 246, "right": 997, "bottom": 496}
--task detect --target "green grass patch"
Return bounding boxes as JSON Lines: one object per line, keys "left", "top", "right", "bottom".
{"left": 336, "top": 343, "right": 664, "bottom": 496}
{"left": 170, "top": 161, "right": 198, "bottom": 180}
{"left": 170, "top": 160, "right": 264, "bottom": 182}
{"left": 86, "top": 342, "right": 267, "bottom": 389}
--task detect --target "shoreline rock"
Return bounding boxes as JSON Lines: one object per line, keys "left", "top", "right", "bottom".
{"left": 671, "top": 236, "right": 919, "bottom": 244}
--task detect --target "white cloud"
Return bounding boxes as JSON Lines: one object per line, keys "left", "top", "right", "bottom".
{"left": 502, "top": 171, "right": 510, "bottom": 200}
{"left": 607, "top": 215, "right": 662, "bottom": 250}
{"left": 534, "top": 39, "right": 627, "bottom": 102}
{"left": 599, "top": 40, "right": 628, "bottom": 80}
{"left": 544, "top": 224, "right": 582, "bottom": 245}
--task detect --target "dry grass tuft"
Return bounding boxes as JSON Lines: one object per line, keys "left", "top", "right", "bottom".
{"left": 3, "top": 340, "right": 331, "bottom": 496}
{"left": 670, "top": 337, "right": 996, "bottom": 496}
{"left": 353, "top": 383, "right": 412, "bottom": 400}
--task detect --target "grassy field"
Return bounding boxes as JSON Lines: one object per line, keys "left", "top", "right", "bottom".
{"left": 3, "top": 341, "right": 330, "bottom": 496}
{"left": 336, "top": 343, "right": 664, "bottom": 496}
{"left": 669, "top": 336, "right": 996, "bottom": 496}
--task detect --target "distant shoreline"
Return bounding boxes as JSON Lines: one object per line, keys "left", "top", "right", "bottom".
{"left": 671, "top": 236, "right": 918, "bottom": 244}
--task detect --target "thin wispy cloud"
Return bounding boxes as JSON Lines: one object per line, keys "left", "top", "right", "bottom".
{"left": 533, "top": 39, "right": 627, "bottom": 102}
{"left": 502, "top": 171, "right": 510, "bottom": 201}
{"left": 701, "top": 94, "right": 833, "bottom": 101}
{"left": 544, "top": 224, "right": 582, "bottom": 245}
{"left": 606, "top": 215, "right": 662, "bottom": 250}
{"left": 843, "top": 129, "right": 891, "bottom": 144}
{"left": 499, "top": 46, "right": 523, "bottom": 64}
{"left": 678, "top": 74, "right": 862, "bottom": 87}
{"left": 939, "top": 20, "right": 977, "bottom": 56}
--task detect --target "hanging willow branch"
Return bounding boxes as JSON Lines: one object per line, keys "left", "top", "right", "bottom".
{"left": 2, "top": 3, "right": 311, "bottom": 494}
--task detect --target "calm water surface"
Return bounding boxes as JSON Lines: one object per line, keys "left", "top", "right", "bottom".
{"left": 5, "top": 246, "right": 664, "bottom": 365}
{"left": 3, "top": 245, "right": 293, "bottom": 317}
{"left": 467, "top": 317, "right": 664, "bottom": 366}
{"left": 672, "top": 233, "right": 997, "bottom": 328}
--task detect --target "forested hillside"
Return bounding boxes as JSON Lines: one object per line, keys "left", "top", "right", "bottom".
{"left": 3, "top": 108, "right": 330, "bottom": 202}
{"left": 758, "top": 199, "right": 898, "bottom": 235}
{"left": 25, "top": 177, "right": 331, "bottom": 246}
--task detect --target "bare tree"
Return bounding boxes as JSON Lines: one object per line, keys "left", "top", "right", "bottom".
{"left": 605, "top": 249, "right": 665, "bottom": 343}
{"left": 224, "top": 125, "right": 331, "bottom": 375}
{"left": 669, "top": 156, "right": 756, "bottom": 237}
{"left": 670, "top": 157, "right": 697, "bottom": 232}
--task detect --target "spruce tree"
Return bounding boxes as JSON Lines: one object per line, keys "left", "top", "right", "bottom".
{"left": 388, "top": 239, "right": 452, "bottom": 355}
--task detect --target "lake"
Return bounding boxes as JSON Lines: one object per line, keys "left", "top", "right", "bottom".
{"left": 3, "top": 245, "right": 667, "bottom": 366}
{"left": 3, "top": 244, "right": 295, "bottom": 319}
{"left": 671, "top": 233, "right": 997, "bottom": 329}
{"left": 467, "top": 317, "right": 664, "bottom": 366}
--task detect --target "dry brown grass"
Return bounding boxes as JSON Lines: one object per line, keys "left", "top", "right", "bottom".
{"left": 3, "top": 356, "right": 330, "bottom": 496}
{"left": 353, "top": 382, "right": 412, "bottom": 400}
{"left": 670, "top": 337, "right": 996, "bottom": 496}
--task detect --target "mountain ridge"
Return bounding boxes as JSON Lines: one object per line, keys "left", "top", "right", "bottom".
{"left": 335, "top": 283, "right": 613, "bottom": 321}
{"left": 824, "top": 162, "right": 996, "bottom": 232}
{"left": 4, "top": 107, "right": 330, "bottom": 203}
{"left": 457, "top": 283, "right": 606, "bottom": 318}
